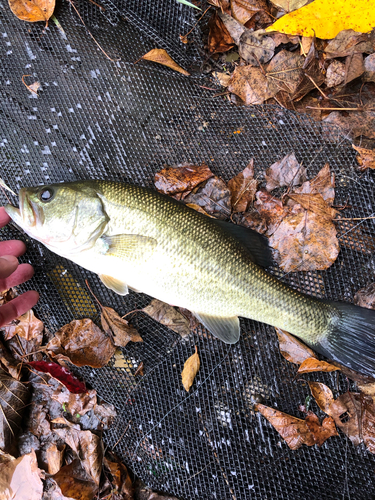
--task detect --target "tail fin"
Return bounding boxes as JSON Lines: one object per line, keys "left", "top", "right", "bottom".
{"left": 314, "top": 301, "right": 375, "bottom": 378}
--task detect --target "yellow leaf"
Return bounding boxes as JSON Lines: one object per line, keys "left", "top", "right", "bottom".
{"left": 8, "top": 0, "right": 55, "bottom": 22}
{"left": 265, "top": 0, "right": 375, "bottom": 39}
{"left": 140, "top": 49, "right": 190, "bottom": 76}
{"left": 181, "top": 346, "right": 200, "bottom": 391}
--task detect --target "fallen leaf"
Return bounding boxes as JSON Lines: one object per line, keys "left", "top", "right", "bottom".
{"left": 231, "top": 0, "right": 269, "bottom": 25}
{"left": 8, "top": 0, "right": 55, "bottom": 22}
{"left": 304, "top": 411, "right": 338, "bottom": 446}
{"left": 344, "top": 52, "right": 365, "bottom": 85}
{"left": 134, "top": 361, "right": 144, "bottom": 377}
{"left": 154, "top": 162, "right": 213, "bottom": 195}
{"left": 143, "top": 299, "right": 191, "bottom": 338}
{"left": 1, "top": 309, "right": 44, "bottom": 341}
{"left": 28, "top": 361, "right": 87, "bottom": 394}
{"left": 308, "top": 381, "right": 335, "bottom": 414}
{"left": 54, "top": 427, "right": 103, "bottom": 485}
{"left": 276, "top": 327, "right": 316, "bottom": 364}
{"left": 352, "top": 144, "right": 375, "bottom": 171}
{"left": 22, "top": 75, "right": 41, "bottom": 96}
{"left": 208, "top": 12, "right": 235, "bottom": 54}
{"left": 52, "top": 459, "right": 98, "bottom": 500}
{"left": 212, "top": 71, "right": 231, "bottom": 87}
{"left": 291, "top": 57, "right": 325, "bottom": 102}
{"left": 244, "top": 9, "right": 273, "bottom": 31}
{"left": 101, "top": 306, "right": 143, "bottom": 347}
{"left": 256, "top": 404, "right": 315, "bottom": 449}
{"left": 265, "top": 152, "right": 306, "bottom": 191}
{"left": 324, "top": 30, "right": 373, "bottom": 59}
{"left": 269, "top": 205, "right": 339, "bottom": 272}
{"left": 227, "top": 160, "right": 257, "bottom": 213}
{"left": 218, "top": 12, "right": 246, "bottom": 45}
{"left": 327, "top": 392, "right": 362, "bottom": 445}
{"left": 103, "top": 453, "right": 134, "bottom": 499}
{"left": 0, "top": 369, "right": 30, "bottom": 454}
{"left": 297, "top": 357, "right": 340, "bottom": 374}
{"left": 181, "top": 346, "right": 200, "bottom": 392}
{"left": 228, "top": 65, "right": 277, "bottom": 105}
{"left": 354, "top": 283, "right": 375, "bottom": 309}
{"left": 269, "top": 0, "right": 311, "bottom": 13}
{"left": 287, "top": 193, "right": 337, "bottom": 220}
{"left": 325, "top": 59, "right": 346, "bottom": 88}
{"left": 364, "top": 53, "right": 375, "bottom": 83}
{"left": 46, "top": 318, "right": 116, "bottom": 368}
{"left": 79, "top": 402, "right": 117, "bottom": 432}
{"left": 253, "top": 190, "right": 288, "bottom": 235}
{"left": 265, "top": 0, "right": 375, "bottom": 39}
{"left": 0, "top": 340, "right": 20, "bottom": 380}
{"left": 292, "top": 163, "right": 335, "bottom": 205}
{"left": 0, "top": 450, "right": 43, "bottom": 500}
{"left": 51, "top": 388, "right": 97, "bottom": 416}
{"left": 139, "top": 49, "right": 190, "bottom": 76}
{"left": 300, "top": 36, "right": 313, "bottom": 55}
{"left": 186, "top": 203, "right": 215, "bottom": 217}
{"left": 362, "top": 399, "right": 375, "bottom": 453}
{"left": 184, "top": 176, "right": 232, "bottom": 219}
{"left": 266, "top": 49, "right": 305, "bottom": 96}
{"left": 45, "top": 443, "right": 65, "bottom": 475}
{"left": 323, "top": 110, "right": 375, "bottom": 140}
{"left": 238, "top": 29, "right": 275, "bottom": 66}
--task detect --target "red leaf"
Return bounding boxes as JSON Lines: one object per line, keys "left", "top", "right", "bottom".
{"left": 28, "top": 361, "right": 86, "bottom": 394}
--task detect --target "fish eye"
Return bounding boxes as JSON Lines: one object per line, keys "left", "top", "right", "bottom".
{"left": 38, "top": 188, "right": 54, "bottom": 203}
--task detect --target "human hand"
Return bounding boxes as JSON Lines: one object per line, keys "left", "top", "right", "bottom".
{"left": 0, "top": 207, "right": 39, "bottom": 327}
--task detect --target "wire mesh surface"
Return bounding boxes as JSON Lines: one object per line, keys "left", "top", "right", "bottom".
{"left": 1, "top": 1, "right": 375, "bottom": 499}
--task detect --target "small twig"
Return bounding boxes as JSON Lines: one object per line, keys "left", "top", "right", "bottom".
{"left": 304, "top": 74, "right": 328, "bottom": 99}
{"left": 85, "top": 279, "right": 103, "bottom": 309}
{"left": 88, "top": 0, "right": 105, "bottom": 10}
{"left": 112, "top": 421, "right": 131, "bottom": 449}
{"left": 20, "top": 347, "right": 47, "bottom": 358}
{"left": 121, "top": 309, "right": 141, "bottom": 319}
{"left": 181, "top": 6, "right": 211, "bottom": 39}
{"left": 67, "top": 0, "right": 119, "bottom": 62}
{"left": 334, "top": 216, "right": 375, "bottom": 221}
{"left": 305, "top": 106, "right": 363, "bottom": 111}
{"left": 182, "top": 460, "right": 216, "bottom": 486}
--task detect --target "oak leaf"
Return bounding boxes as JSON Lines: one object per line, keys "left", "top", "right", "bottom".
{"left": 181, "top": 346, "right": 200, "bottom": 391}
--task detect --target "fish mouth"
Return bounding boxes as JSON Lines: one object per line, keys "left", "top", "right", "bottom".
{"left": 5, "top": 188, "right": 38, "bottom": 229}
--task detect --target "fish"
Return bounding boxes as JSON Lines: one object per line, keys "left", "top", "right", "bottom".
{"left": 5, "top": 180, "right": 375, "bottom": 377}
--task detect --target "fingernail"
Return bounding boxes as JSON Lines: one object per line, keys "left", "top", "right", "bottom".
{"left": 0, "top": 255, "right": 18, "bottom": 265}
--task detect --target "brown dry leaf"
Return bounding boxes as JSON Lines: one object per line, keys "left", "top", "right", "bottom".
{"left": 154, "top": 162, "right": 213, "bottom": 195}
{"left": 218, "top": 12, "right": 246, "bottom": 45}
{"left": 228, "top": 65, "right": 277, "bottom": 105}
{"left": 292, "top": 163, "right": 335, "bottom": 205}
{"left": 22, "top": 76, "right": 41, "bottom": 96}
{"left": 0, "top": 369, "right": 30, "bottom": 455}
{"left": 231, "top": 0, "right": 269, "bottom": 25}
{"left": 46, "top": 318, "right": 116, "bottom": 368}
{"left": 266, "top": 49, "right": 305, "bottom": 96}
{"left": 103, "top": 453, "right": 134, "bottom": 499}
{"left": 0, "top": 450, "right": 43, "bottom": 500}
{"left": 8, "top": 0, "right": 55, "bottom": 22}
{"left": 238, "top": 29, "right": 275, "bottom": 66}
{"left": 287, "top": 193, "right": 337, "bottom": 220}
{"left": 362, "top": 399, "right": 375, "bottom": 453}
{"left": 186, "top": 203, "right": 215, "bottom": 217}
{"left": 354, "top": 283, "right": 375, "bottom": 309}
{"left": 352, "top": 144, "right": 375, "bottom": 171}
{"left": 101, "top": 306, "right": 143, "bottom": 347}
{"left": 140, "top": 49, "right": 190, "bottom": 76}
{"left": 301, "top": 36, "right": 313, "bottom": 55}
{"left": 345, "top": 52, "right": 365, "bottom": 84}
{"left": 54, "top": 426, "right": 103, "bottom": 485}
{"left": 45, "top": 443, "right": 64, "bottom": 475}
{"left": 227, "top": 160, "right": 258, "bottom": 213}
{"left": 256, "top": 404, "right": 315, "bottom": 449}
{"left": 184, "top": 176, "right": 232, "bottom": 219}
{"left": 324, "top": 30, "right": 373, "bottom": 59}
{"left": 52, "top": 459, "right": 98, "bottom": 500}
{"left": 253, "top": 190, "right": 288, "bottom": 235}
{"left": 308, "top": 381, "right": 335, "bottom": 414}
{"left": 0, "top": 340, "right": 20, "bottom": 380}
{"left": 292, "top": 57, "right": 325, "bottom": 102}
{"left": 1, "top": 308, "right": 44, "bottom": 341}
{"left": 269, "top": 0, "right": 311, "bottom": 13}
{"left": 297, "top": 357, "right": 340, "bottom": 374}
{"left": 244, "top": 9, "right": 273, "bottom": 31}
{"left": 208, "top": 12, "right": 235, "bottom": 54}
{"left": 305, "top": 411, "right": 338, "bottom": 446}
{"left": 51, "top": 388, "right": 97, "bottom": 416}
{"left": 328, "top": 392, "right": 362, "bottom": 446}
{"left": 143, "top": 299, "right": 191, "bottom": 338}
{"left": 181, "top": 346, "right": 200, "bottom": 392}
{"left": 364, "top": 53, "right": 375, "bottom": 82}
{"left": 269, "top": 206, "right": 339, "bottom": 272}
{"left": 275, "top": 327, "right": 316, "bottom": 364}
{"left": 325, "top": 59, "right": 346, "bottom": 88}
{"left": 265, "top": 152, "right": 306, "bottom": 191}
{"left": 323, "top": 110, "right": 375, "bottom": 140}
{"left": 212, "top": 71, "right": 231, "bottom": 87}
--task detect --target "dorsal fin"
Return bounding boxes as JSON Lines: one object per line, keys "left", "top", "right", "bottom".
{"left": 213, "top": 220, "right": 273, "bottom": 267}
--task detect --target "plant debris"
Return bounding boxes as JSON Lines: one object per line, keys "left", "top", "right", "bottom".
{"left": 154, "top": 162, "right": 214, "bottom": 197}
{"left": 227, "top": 160, "right": 258, "bottom": 213}
{"left": 28, "top": 361, "right": 87, "bottom": 394}
{"left": 137, "top": 48, "right": 190, "bottom": 76}
{"left": 101, "top": 306, "right": 143, "bottom": 347}
{"left": 142, "top": 299, "right": 192, "bottom": 338}
{"left": 352, "top": 144, "right": 375, "bottom": 171}
{"left": 297, "top": 357, "right": 340, "bottom": 374}
{"left": 264, "top": 152, "right": 306, "bottom": 191}
{"left": 181, "top": 346, "right": 200, "bottom": 392}
{"left": 8, "top": 0, "right": 55, "bottom": 23}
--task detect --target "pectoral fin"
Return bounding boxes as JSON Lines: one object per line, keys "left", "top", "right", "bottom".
{"left": 99, "top": 274, "right": 129, "bottom": 295}
{"left": 193, "top": 312, "right": 240, "bottom": 344}
{"left": 101, "top": 234, "right": 157, "bottom": 260}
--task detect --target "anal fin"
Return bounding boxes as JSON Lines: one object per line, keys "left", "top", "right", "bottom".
{"left": 193, "top": 312, "right": 240, "bottom": 344}
{"left": 99, "top": 274, "right": 129, "bottom": 295}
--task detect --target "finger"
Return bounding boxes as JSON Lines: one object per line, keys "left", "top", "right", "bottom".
{"left": 0, "top": 263, "right": 34, "bottom": 291}
{"left": 0, "top": 207, "right": 11, "bottom": 228}
{"left": 0, "top": 240, "right": 27, "bottom": 258}
{"left": 0, "top": 255, "right": 19, "bottom": 280}
{"left": 0, "top": 291, "right": 40, "bottom": 327}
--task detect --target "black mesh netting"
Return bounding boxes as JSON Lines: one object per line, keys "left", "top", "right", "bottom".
{"left": 1, "top": 1, "right": 375, "bottom": 499}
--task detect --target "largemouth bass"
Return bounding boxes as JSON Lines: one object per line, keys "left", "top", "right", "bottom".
{"left": 5, "top": 181, "right": 375, "bottom": 376}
